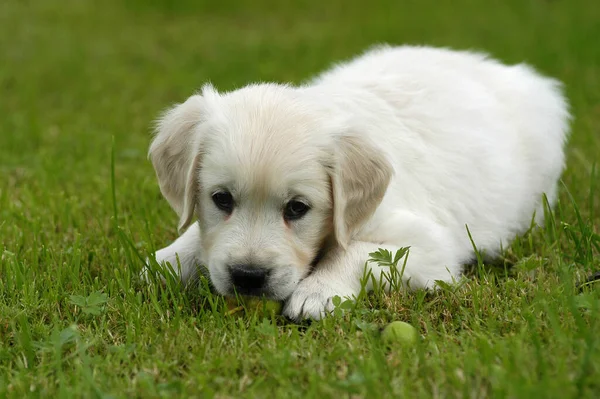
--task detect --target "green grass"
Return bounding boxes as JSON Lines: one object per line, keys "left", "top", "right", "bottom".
{"left": 1, "top": 0, "right": 599, "bottom": 397}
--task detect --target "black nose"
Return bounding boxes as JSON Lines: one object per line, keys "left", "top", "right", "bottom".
{"left": 229, "top": 265, "right": 270, "bottom": 294}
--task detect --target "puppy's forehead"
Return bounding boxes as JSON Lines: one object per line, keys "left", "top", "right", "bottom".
{"left": 202, "top": 85, "right": 331, "bottom": 195}
{"left": 203, "top": 142, "right": 328, "bottom": 199}
{"left": 221, "top": 86, "right": 321, "bottom": 143}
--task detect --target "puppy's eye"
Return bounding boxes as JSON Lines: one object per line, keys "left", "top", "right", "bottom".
{"left": 284, "top": 200, "right": 310, "bottom": 221}
{"left": 212, "top": 191, "right": 234, "bottom": 214}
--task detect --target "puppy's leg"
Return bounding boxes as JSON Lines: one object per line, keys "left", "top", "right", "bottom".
{"left": 283, "top": 213, "right": 465, "bottom": 320}
{"left": 143, "top": 222, "right": 203, "bottom": 283}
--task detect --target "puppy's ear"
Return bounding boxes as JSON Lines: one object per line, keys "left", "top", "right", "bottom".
{"left": 149, "top": 94, "right": 205, "bottom": 231}
{"left": 329, "top": 135, "right": 393, "bottom": 248}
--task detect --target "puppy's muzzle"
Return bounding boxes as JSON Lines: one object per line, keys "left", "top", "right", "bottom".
{"left": 229, "top": 264, "right": 271, "bottom": 295}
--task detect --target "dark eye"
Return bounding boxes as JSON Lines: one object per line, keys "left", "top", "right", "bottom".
{"left": 284, "top": 199, "right": 310, "bottom": 221}
{"left": 212, "top": 191, "right": 234, "bottom": 214}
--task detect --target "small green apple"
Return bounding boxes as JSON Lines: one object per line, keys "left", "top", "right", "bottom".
{"left": 381, "top": 321, "right": 418, "bottom": 346}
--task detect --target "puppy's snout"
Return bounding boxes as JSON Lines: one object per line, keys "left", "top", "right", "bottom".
{"left": 229, "top": 264, "right": 270, "bottom": 294}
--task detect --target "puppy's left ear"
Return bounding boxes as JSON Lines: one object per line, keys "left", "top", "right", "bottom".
{"left": 329, "top": 135, "right": 393, "bottom": 248}
{"left": 149, "top": 94, "right": 205, "bottom": 232}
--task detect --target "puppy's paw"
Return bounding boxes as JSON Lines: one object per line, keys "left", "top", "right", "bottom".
{"left": 140, "top": 258, "right": 168, "bottom": 284}
{"left": 140, "top": 247, "right": 183, "bottom": 283}
{"left": 283, "top": 275, "right": 356, "bottom": 321}
{"left": 139, "top": 263, "right": 155, "bottom": 284}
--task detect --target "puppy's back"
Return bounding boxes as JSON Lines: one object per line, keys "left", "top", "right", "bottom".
{"left": 309, "top": 45, "right": 570, "bottom": 252}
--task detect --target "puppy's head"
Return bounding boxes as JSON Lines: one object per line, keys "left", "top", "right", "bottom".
{"left": 150, "top": 84, "right": 391, "bottom": 300}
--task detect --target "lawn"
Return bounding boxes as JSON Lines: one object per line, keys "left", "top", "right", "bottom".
{"left": 1, "top": 0, "right": 599, "bottom": 397}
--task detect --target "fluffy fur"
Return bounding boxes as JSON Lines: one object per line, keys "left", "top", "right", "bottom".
{"left": 147, "top": 45, "right": 570, "bottom": 320}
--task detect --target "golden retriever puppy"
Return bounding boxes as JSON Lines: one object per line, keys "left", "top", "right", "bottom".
{"left": 147, "top": 45, "right": 569, "bottom": 320}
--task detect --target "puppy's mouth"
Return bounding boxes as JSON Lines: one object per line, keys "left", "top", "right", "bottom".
{"left": 219, "top": 267, "right": 299, "bottom": 301}
{"left": 224, "top": 284, "right": 297, "bottom": 302}
{"left": 227, "top": 284, "right": 274, "bottom": 298}
{"left": 213, "top": 243, "right": 330, "bottom": 301}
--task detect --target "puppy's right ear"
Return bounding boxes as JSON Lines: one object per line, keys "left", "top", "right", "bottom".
{"left": 149, "top": 94, "right": 205, "bottom": 231}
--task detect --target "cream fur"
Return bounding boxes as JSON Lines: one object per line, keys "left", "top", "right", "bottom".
{"left": 147, "top": 45, "right": 570, "bottom": 320}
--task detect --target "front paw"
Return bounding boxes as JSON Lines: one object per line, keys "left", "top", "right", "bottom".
{"left": 140, "top": 256, "right": 170, "bottom": 284}
{"left": 141, "top": 248, "right": 188, "bottom": 283}
{"left": 283, "top": 275, "right": 357, "bottom": 321}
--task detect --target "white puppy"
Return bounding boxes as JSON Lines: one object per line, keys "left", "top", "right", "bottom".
{"left": 148, "top": 45, "right": 569, "bottom": 320}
